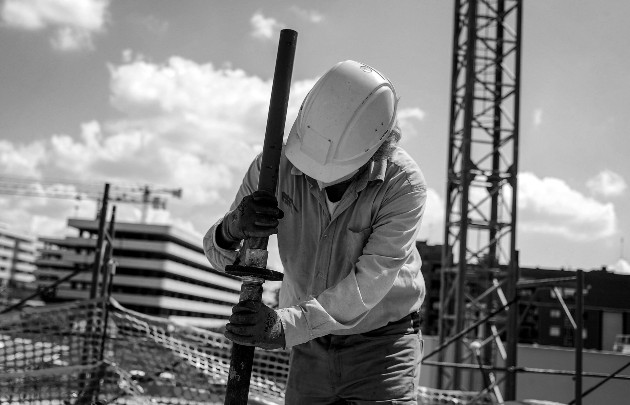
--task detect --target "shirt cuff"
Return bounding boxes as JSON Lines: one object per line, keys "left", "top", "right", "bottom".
{"left": 202, "top": 216, "right": 239, "bottom": 269}
{"left": 277, "top": 305, "right": 312, "bottom": 348}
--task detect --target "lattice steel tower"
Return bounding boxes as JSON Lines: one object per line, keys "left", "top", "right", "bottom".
{"left": 438, "top": 0, "right": 523, "bottom": 397}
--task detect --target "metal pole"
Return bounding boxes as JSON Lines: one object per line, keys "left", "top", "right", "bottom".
{"left": 100, "top": 206, "right": 117, "bottom": 298}
{"left": 224, "top": 29, "right": 297, "bottom": 405}
{"left": 505, "top": 251, "right": 519, "bottom": 399}
{"left": 453, "top": 0, "right": 478, "bottom": 389}
{"left": 574, "top": 269, "right": 584, "bottom": 405}
{"left": 506, "top": 0, "right": 523, "bottom": 397}
{"left": 438, "top": 0, "right": 464, "bottom": 389}
{"left": 89, "top": 206, "right": 117, "bottom": 401}
{"left": 89, "top": 183, "right": 110, "bottom": 299}
{"left": 78, "top": 183, "right": 109, "bottom": 404}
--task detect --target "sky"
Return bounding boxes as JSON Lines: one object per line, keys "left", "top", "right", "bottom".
{"left": 0, "top": 0, "right": 628, "bottom": 274}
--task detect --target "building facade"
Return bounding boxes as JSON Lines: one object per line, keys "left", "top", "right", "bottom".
{"left": 0, "top": 224, "right": 37, "bottom": 292}
{"left": 518, "top": 267, "right": 630, "bottom": 351}
{"left": 417, "top": 241, "right": 630, "bottom": 351}
{"left": 37, "top": 218, "right": 242, "bottom": 328}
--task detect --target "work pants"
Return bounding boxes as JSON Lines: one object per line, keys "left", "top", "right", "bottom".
{"left": 284, "top": 312, "right": 423, "bottom": 405}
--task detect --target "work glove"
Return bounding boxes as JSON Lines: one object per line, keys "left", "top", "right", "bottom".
{"left": 224, "top": 300, "right": 285, "bottom": 350}
{"left": 222, "top": 190, "right": 284, "bottom": 243}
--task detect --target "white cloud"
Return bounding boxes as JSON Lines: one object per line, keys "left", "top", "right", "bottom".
{"left": 586, "top": 170, "right": 627, "bottom": 197}
{"left": 533, "top": 108, "right": 543, "bottom": 127}
{"left": 518, "top": 172, "right": 617, "bottom": 240}
{"left": 0, "top": 140, "right": 46, "bottom": 177}
{"left": 50, "top": 25, "right": 94, "bottom": 50}
{"left": 289, "top": 6, "right": 324, "bottom": 23}
{"left": 1, "top": 0, "right": 108, "bottom": 51}
{"left": 0, "top": 189, "right": 96, "bottom": 237}
{"left": 398, "top": 107, "right": 425, "bottom": 122}
{"left": 107, "top": 55, "right": 310, "bottom": 161}
{"left": 397, "top": 107, "right": 425, "bottom": 141}
{"left": 609, "top": 258, "right": 630, "bottom": 275}
{"left": 0, "top": 54, "right": 314, "bottom": 240}
{"left": 417, "top": 188, "right": 444, "bottom": 244}
{"left": 130, "top": 14, "right": 169, "bottom": 35}
{"left": 250, "top": 11, "right": 283, "bottom": 40}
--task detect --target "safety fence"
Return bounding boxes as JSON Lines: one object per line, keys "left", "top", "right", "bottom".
{"left": 0, "top": 298, "right": 288, "bottom": 404}
{"left": 1, "top": 298, "right": 500, "bottom": 404}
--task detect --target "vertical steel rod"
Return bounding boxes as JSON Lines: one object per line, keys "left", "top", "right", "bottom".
{"left": 575, "top": 269, "right": 584, "bottom": 405}
{"left": 452, "top": 0, "right": 478, "bottom": 389}
{"left": 100, "top": 206, "right": 117, "bottom": 297}
{"left": 438, "top": 0, "right": 464, "bottom": 388}
{"left": 79, "top": 183, "right": 110, "bottom": 404}
{"left": 507, "top": 1, "right": 523, "bottom": 396}
{"left": 89, "top": 183, "right": 110, "bottom": 299}
{"left": 224, "top": 28, "right": 297, "bottom": 405}
{"left": 225, "top": 280, "right": 264, "bottom": 405}
{"left": 505, "top": 251, "right": 519, "bottom": 399}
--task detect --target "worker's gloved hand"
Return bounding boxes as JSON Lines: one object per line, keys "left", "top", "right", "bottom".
{"left": 222, "top": 190, "right": 284, "bottom": 243}
{"left": 224, "top": 300, "right": 285, "bottom": 350}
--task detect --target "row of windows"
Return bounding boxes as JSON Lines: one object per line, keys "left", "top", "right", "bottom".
{"left": 38, "top": 264, "right": 237, "bottom": 295}
{"left": 111, "top": 285, "right": 235, "bottom": 307}
{"left": 115, "top": 267, "right": 238, "bottom": 294}
{"left": 64, "top": 281, "right": 235, "bottom": 307}
{"left": 0, "top": 267, "right": 33, "bottom": 272}
{"left": 115, "top": 250, "right": 212, "bottom": 274}
{"left": 77, "top": 229, "right": 203, "bottom": 254}
{"left": 42, "top": 244, "right": 216, "bottom": 279}
{"left": 549, "top": 288, "right": 589, "bottom": 299}
{"left": 0, "top": 243, "right": 35, "bottom": 254}
{"left": 124, "top": 304, "right": 229, "bottom": 320}
{"left": 548, "top": 325, "right": 588, "bottom": 339}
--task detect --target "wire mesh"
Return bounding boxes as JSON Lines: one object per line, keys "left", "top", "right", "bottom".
{"left": 418, "top": 386, "right": 493, "bottom": 404}
{"left": 1, "top": 298, "right": 508, "bottom": 404}
{"left": 0, "top": 298, "right": 288, "bottom": 404}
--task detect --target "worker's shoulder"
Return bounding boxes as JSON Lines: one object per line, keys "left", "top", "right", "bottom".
{"left": 386, "top": 147, "right": 426, "bottom": 192}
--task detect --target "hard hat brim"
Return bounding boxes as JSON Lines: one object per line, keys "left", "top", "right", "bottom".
{"left": 286, "top": 121, "right": 377, "bottom": 183}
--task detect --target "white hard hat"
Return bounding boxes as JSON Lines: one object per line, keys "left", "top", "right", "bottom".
{"left": 286, "top": 60, "right": 398, "bottom": 183}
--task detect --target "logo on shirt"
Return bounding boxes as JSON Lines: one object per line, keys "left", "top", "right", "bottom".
{"left": 281, "top": 191, "right": 299, "bottom": 214}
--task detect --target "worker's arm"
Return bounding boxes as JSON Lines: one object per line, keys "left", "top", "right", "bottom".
{"left": 278, "top": 167, "right": 427, "bottom": 348}
{"left": 203, "top": 154, "right": 265, "bottom": 270}
{"left": 204, "top": 153, "right": 287, "bottom": 349}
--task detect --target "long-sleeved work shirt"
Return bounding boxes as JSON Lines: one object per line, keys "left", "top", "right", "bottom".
{"left": 203, "top": 145, "right": 427, "bottom": 349}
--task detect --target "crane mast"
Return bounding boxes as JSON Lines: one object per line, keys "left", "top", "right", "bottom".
{"left": 438, "top": 0, "right": 522, "bottom": 399}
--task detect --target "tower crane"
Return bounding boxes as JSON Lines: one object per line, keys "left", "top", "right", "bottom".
{"left": 437, "top": 0, "right": 522, "bottom": 400}
{"left": 0, "top": 175, "right": 183, "bottom": 223}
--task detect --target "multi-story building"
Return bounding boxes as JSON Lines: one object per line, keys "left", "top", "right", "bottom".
{"left": 518, "top": 266, "right": 630, "bottom": 351}
{"left": 36, "top": 218, "right": 242, "bottom": 328}
{"left": 417, "top": 241, "right": 630, "bottom": 350}
{"left": 0, "top": 223, "right": 37, "bottom": 291}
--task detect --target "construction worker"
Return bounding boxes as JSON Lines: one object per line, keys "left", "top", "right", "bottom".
{"left": 204, "top": 60, "right": 427, "bottom": 404}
